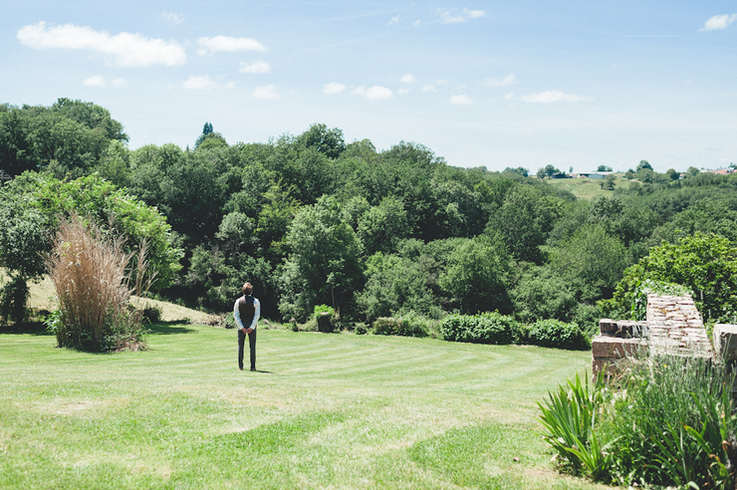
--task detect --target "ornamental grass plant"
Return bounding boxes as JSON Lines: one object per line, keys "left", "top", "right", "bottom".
{"left": 44, "top": 216, "right": 147, "bottom": 352}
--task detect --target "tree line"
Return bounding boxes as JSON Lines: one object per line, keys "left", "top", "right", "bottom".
{"left": 2, "top": 98, "right": 737, "bottom": 330}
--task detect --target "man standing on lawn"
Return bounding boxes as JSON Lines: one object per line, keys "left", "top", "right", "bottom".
{"left": 234, "top": 282, "right": 260, "bottom": 371}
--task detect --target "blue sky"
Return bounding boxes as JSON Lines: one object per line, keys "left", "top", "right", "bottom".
{"left": 2, "top": 1, "right": 736, "bottom": 172}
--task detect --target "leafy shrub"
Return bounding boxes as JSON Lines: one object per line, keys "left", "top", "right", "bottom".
{"left": 571, "top": 303, "right": 603, "bottom": 338}
{"left": 526, "top": 319, "right": 589, "bottom": 350}
{"left": 373, "top": 317, "right": 401, "bottom": 335}
{"left": 354, "top": 323, "right": 368, "bottom": 335}
{"left": 314, "top": 304, "right": 335, "bottom": 333}
{"left": 398, "top": 310, "right": 437, "bottom": 337}
{"left": 141, "top": 305, "right": 163, "bottom": 323}
{"left": 372, "top": 316, "right": 427, "bottom": 337}
{"left": 439, "top": 312, "right": 518, "bottom": 345}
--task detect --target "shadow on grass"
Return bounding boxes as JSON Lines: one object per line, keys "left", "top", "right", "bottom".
{"left": 0, "top": 322, "right": 53, "bottom": 336}
{"left": 0, "top": 321, "right": 198, "bottom": 336}
{"left": 147, "top": 321, "right": 197, "bottom": 335}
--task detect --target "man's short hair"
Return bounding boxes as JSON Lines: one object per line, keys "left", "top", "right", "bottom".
{"left": 242, "top": 282, "right": 253, "bottom": 296}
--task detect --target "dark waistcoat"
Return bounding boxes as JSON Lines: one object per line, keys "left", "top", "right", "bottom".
{"left": 237, "top": 295, "right": 255, "bottom": 326}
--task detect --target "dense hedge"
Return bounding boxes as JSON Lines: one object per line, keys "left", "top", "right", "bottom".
{"left": 437, "top": 313, "right": 590, "bottom": 350}
{"left": 524, "top": 319, "right": 589, "bottom": 350}
{"left": 439, "top": 312, "right": 519, "bottom": 345}
{"left": 373, "top": 317, "right": 428, "bottom": 337}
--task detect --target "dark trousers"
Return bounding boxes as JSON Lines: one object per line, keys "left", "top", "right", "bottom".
{"left": 238, "top": 329, "right": 257, "bottom": 370}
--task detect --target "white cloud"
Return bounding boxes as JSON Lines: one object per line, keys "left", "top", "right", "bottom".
{"left": 17, "top": 22, "right": 186, "bottom": 67}
{"left": 439, "top": 8, "right": 486, "bottom": 24}
{"left": 254, "top": 84, "right": 279, "bottom": 100}
{"left": 464, "top": 8, "right": 486, "bottom": 19}
{"left": 504, "top": 92, "right": 515, "bottom": 100}
{"left": 162, "top": 12, "right": 184, "bottom": 24}
{"left": 323, "top": 82, "right": 346, "bottom": 94}
{"left": 183, "top": 75, "right": 229, "bottom": 90}
{"left": 113, "top": 78, "right": 126, "bottom": 87}
{"left": 83, "top": 75, "right": 106, "bottom": 87}
{"left": 397, "top": 87, "right": 410, "bottom": 95}
{"left": 421, "top": 84, "right": 436, "bottom": 92}
{"left": 354, "top": 85, "right": 393, "bottom": 100}
{"left": 400, "top": 74, "right": 416, "bottom": 83}
{"left": 450, "top": 94, "right": 473, "bottom": 105}
{"left": 197, "top": 36, "right": 266, "bottom": 55}
{"left": 702, "top": 14, "right": 737, "bottom": 31}
{"left": 440, "top": 11, "right": 466, "bottom": 24}
{"left": 521, "top": 90, "right": 593, "bottom": 103}
{"left": 484, "top": 74, "right": 518, "bottom": 87}
{"left": 239, "top": 60, "right": 271, "bottom": 73}
{"left": 388, "top": 15, "right": 400, "bottom": 25}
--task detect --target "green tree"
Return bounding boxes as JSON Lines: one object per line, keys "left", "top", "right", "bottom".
{"left": 600, "top": 174, "right": 616, "bottom": 190}
{"left": 438, "top": 234, "right": 511, "bottom": 314}
{"left": 0, "top": 193, "right": 51, "bottom": 323}
{"left": 194, "top": 122, "right": 227, "bottom": 150}
{"left": 511, "top": 266, "right": 577, "bottom": 323}
{"left": 51, "top": 98, "right": 128, "bottom": 142}
{"left": 548, "top": 223, "right": 628, "bottom": 302}
{"left": 357, "top": 195, "right": 408, "bottom": 255}
{"left": 0, "top": 108, "right": 36, "bottom": 176}
{"left": 486, "top": 185, "right": 563, "bottom": 264}
{"left": 503, "top": 167, "right": 529, "bottom": 177}
{"left": 159, "top": 152, "right": 227, "bottom": 243}
{"left": 297, "top": 123, "right": 345, "bottom": 159}
{"left": 255, "top": 182, "right": 302, "bottom": 259}
{"left": 280, "top": 196, "right": 363, "bottom": 320}
{"left": 356, "top": 250, "right": 443, "bottom": 323}
{"left": 93, "top": 140, "right": 131, "bottom": 187}
{"left": 541, "top": 164, "right": 561, "bottom": 178}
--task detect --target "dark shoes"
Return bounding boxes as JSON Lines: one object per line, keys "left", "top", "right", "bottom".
{"left": 250, "top": 367, "right": 256, "bottom": 371}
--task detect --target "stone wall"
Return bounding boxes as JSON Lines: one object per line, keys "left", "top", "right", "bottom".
{"left": 592, "top": 294, "right": 716, "bottom": 376}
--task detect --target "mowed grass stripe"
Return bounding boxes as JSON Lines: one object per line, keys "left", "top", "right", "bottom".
{"left": 1, "top": 324, "right": 605, "bottom": 490}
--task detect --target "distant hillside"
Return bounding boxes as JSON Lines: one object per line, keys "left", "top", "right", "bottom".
{"left": 545, "top": 174, "right": 634, "bottom": 200}
{"left": 23, "top": 273, "right": 215, "bottom": 324}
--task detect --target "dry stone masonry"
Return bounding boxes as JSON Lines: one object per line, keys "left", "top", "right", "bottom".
{"left": 593, "top": 294, "right": 737, "bottom": 375}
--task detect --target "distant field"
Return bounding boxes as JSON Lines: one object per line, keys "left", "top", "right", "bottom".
{"left": 0, "top": 323, "right": 607, "bottom": 489}
{"left": 545, "top": 175, "right": 634, "bottom": 200}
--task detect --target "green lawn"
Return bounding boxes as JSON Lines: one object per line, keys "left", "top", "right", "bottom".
{"left": 0, "top": 323, "right": 610, "bottom": 489}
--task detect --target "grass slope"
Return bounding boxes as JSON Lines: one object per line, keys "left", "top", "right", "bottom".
{"left": 0, "top": 323, "right": 607, "bottom": 490}
{"left": 545, "top": 175, "right": 633, "bottom": 201}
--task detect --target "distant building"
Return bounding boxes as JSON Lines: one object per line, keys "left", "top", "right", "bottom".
{"left": 577, "top": 171, "right": 613, "bottom": 180}
{"left": 705, "top": 168, "right": 734, "bottom": 176}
